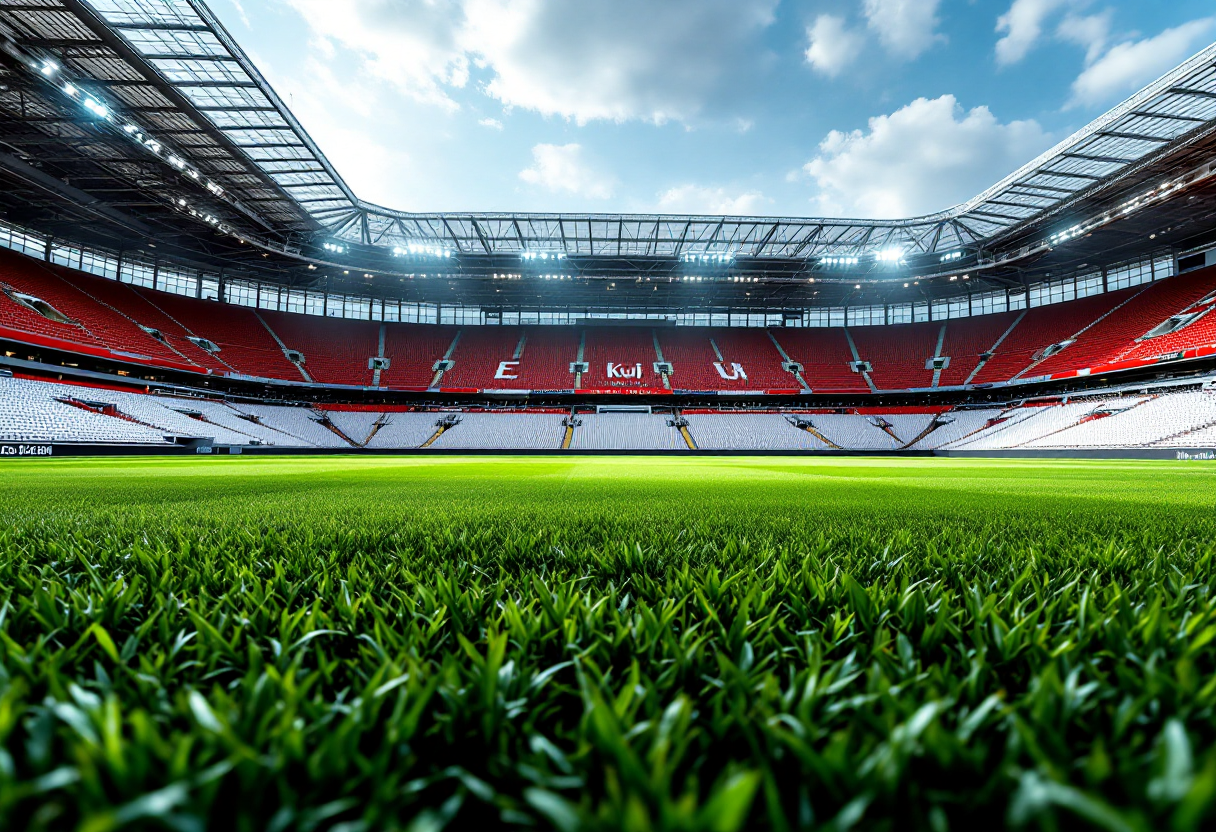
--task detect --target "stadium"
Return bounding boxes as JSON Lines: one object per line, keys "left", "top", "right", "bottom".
{"left": 1, "top": 0, "right": 1216, "bottom": 828}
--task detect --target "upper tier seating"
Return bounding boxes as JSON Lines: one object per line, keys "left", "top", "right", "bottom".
{"left": 439, "top": 328, "right": 528, "bottom": 390}
{"left": 437, "top": 327, "right": 580, "bottom": 391}
{"left": 1118, "top": 272, "right": 1216, "bottom": 362}
{"left": 513, "top": 328, "right": 581, "bottom": 390}
{"left": 971, "top": 293, "right": 1130, "bottom": 384}
{"left": 684, "top": 414, "right": 831, "bottom": 450}
{"left": 580, "top": 328, "right": 661, "bottom": 389}
{"left": 4, "top": 246, "right": 1216, "bottom": 394}
{"left": 850, "top": 323, "right": 939, "bottom": 390}
{"left": 378, "top": 325, "right": 458, "bottom": 388}
{"left": 0, "top": 252, "right": 107, "bottom": 351}
{"left": 53, "top": 270, "right": 228, "bottom": 373}
{"left": 658, "top": 329, "right": 739, "bottom": 391}
{"left": 713, "top": 330, "right": 798, "bottom": 389}
{"left": 570, "top": 413, "right": 686, "bottom": 450}
{"left": 1033, "top": 273, "right": 1216, "bottom": 376}
{"left": 1121, "top": 305, "right": 1216, "bottom": 361}
{"left": 0, "top": 250, "right": 186, "bottom": 366}
{"left": 937, "top": 315, "right": 1020, "bottom": 387}
{"left": 773, "top": 329, "right": 870, "bottom": 392}
{"left": 135, "top": 292, "right": 302, "bottom": 380}
{"left": 429, "top": 413, "right": 565, "bottom": 449}
{"left": 262, "top": 312, "right": 379, "bottom": 386}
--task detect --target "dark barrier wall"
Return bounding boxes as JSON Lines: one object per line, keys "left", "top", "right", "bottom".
{"left": 3, "top": 443, "right": 1215, "bottom": 460}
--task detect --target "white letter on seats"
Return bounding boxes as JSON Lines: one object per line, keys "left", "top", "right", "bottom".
{"left": 495, "top": 360, "right": 520, "bottom": 379}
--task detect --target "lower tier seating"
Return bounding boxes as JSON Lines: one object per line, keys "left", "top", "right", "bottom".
{"left": 685, "top": 414, "right": 831, "bottom": 450}
{"left": 570, "top": 413, "right": 686, "bottom": 450}
{"left": 5, "top": 376, "right": 1214, "bottom": 451}
{"left": 430, "top": 413, "right": 565, "bottom": 449}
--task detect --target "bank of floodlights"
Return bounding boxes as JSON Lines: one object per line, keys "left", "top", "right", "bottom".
{"left": 393, "top": 243, "right": 453, "bottom": 258}
{"left": 820, "top": 256, "right": 859, "bottom": 267}
{"left": 681, "top": 252, "right": 733, "bottom": 265}
{"left": 521, "top": 251, "right": 566, "bottom": 262}
{"left": 323, "top": 242, "right": 347, "bottom": 255}
{"left": 940, "top": 251, "right": 963, "bottom": 263}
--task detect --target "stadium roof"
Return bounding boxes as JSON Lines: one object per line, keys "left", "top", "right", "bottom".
{"left": 0, "top": 0, "right": 1214, "bottom": 265}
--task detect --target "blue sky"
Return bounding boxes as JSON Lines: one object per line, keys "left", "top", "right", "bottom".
{"left": 208, "top": 0, "right": 1215, "bottom": 219}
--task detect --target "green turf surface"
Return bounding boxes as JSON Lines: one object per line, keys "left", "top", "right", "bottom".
{"left": 2, "top": 456, "right": 1216, "bottom": 831}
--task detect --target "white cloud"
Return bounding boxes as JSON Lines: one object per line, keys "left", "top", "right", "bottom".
{"left": 656, "top": 185, "right": 770, "bottom": 215}
{"left": 805, "top": 15, "right": 865, "bottom": 77}
{"left": 995, "top": 0, "right": 1069, "bottom": 66}
{"left": 478, "top": 117, "right": 504, "bottom": 130}
{"left": 282, "top": 0, "right": 779, "bottom": 125}
{"left": 1056, "top": 11, "right": 1113, "bottom": 65}
{"left": 226, "top": 0, "right": 251, "bottom": 29}
{"left": 1069, "top": 18, "right": 1215, "bottom": 108}
{"left": 463, "top": 0, "right": 779, "bottom": 124}
{"left": 282, "top": 0, "right": 470, "bottom": 110}
{"left": 863, "top": 0, "right": 945, "bottom": 60}
{"left": 802, "top": 95, "right": 1051, "bottom": 218}
{"left": 519, "top": 143, "right": 615, "bottom": 199}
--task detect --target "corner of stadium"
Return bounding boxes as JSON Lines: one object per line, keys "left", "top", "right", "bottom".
{"left": 3, "top": 2, "right": 1216, "bottom": 830}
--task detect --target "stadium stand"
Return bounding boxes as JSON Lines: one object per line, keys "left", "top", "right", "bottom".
{"left": 1117, "top": 288, "right": 1216, "bottom": 362}
{"left": 684, "top": 413, "right": 832, "bottom": 450}
{"left": 6, "top": 372, "right": 1216, "bottom": 451}
{"left": 378, "top": 326, "right": 458, "bottom": 389}
{"left": 364, "top": 413, "right": 449, "bottom": 449}
{"left": 569, "top": 413, "right": 686, "bottom": 450}
{"left": 708, "top": 330, "right": 798, "bottom": 389}
{"left": 971, "top": 292, "right": 1131, "bottom": 384}
{"left": 937, "top": 314, "right": 1021, "bottom": 387}
{"left": 580, "top": 328, "right": 661, "bottom": 390}
{"left": 1027, "top": 391, "right": 1216, "bottom": 448}
{"left": 0, "top": 258, "right": 108, "bottom": 351}
{"left": 658, "top": 329, "right": 740, "bottom": 391}
{"left": 946, "top": 401, "right": 1116, "bottom": 450}
{"left": 0, "top": 377, "right": 168, "bottom": 444}
{"left": 135, "top": 291, "right": 303, "bottom": 381}
{"left": 3, "top": 245, "right": 1216, "bottom": 395}
{"left": 809, "top": 415, "right": 903, "bottom": 450}
{"left": 851, "top": 323, "right": 939, "bottom": 390}
{"left": 1032, "top": 273, "right": 1216, "bottom": 376}
{"left": 429, "top": 413, "right": 565, "bottom": 449}
{"left": 326, "top": 411, "right": 383, "bottom": 446}
{"left": 181, "top": 399, "right": 315, "bottom": 446}
{"left": 774, "top": 329, "right": 870, "bottom": 393}
{"left": 229, "top": 404, "right": 351, "bottom": 448}
{"left": 261, "top": 312, "right": 379, "bottom": 387}
{"left": 0, "top": 251, "right": 187, "bottom": 367}
{"left": 439, "top": 328, "right": 527, "bottom": 390}
{"left": 907, "top": 409, "right": 1006, "bottom": 450}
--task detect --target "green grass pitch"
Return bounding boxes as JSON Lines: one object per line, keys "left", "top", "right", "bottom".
{"left": 2, "top": 456, "right": 1216, "bottom": 831}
